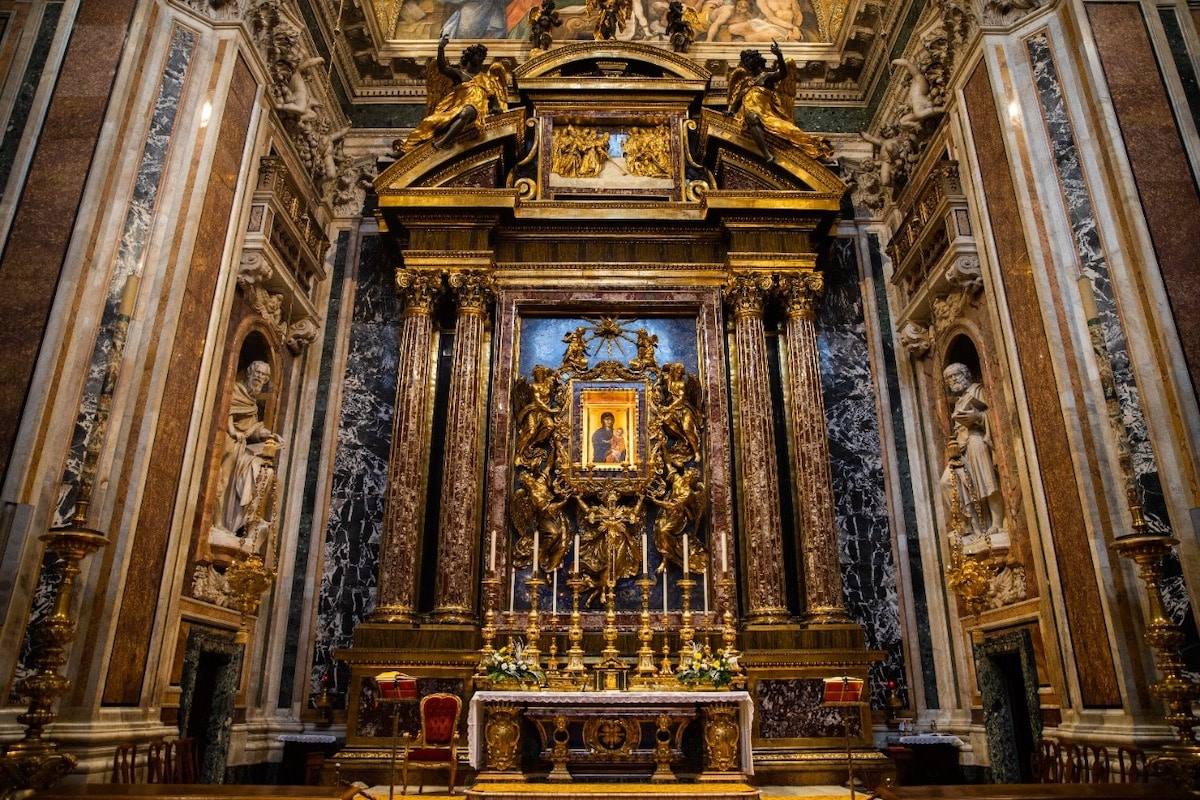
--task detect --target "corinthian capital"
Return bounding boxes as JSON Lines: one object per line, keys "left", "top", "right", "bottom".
{"left": 723, "top": 272, "right": 774, "bottom": 318}
{"left": 395, "top": 270, "right": 444, "bottom": 315}
{"left": 777, "top": 272, "right": 825, "bottom": 320}
{"left": 448, "top": 270, "right": 496, "bottom": 315}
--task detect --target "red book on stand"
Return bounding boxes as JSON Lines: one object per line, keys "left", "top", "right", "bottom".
{"left": 822, "top": 676, "right": 865, "bottom": 703}
{"left": 374, "top": 671, "right": 417, "bottom": 699}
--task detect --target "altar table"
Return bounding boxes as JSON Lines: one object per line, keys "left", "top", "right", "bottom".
{"left": 468, "top": 690, "right": 755, "bottom": 781}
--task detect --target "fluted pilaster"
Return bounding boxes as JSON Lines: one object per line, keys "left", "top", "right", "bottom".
{"left": 375, "top": 270, "right": 443, "bottom": 621}
{"left": 432, "top": 271, "right": 495, "bottom": 622}
{"left": 778, "top": 272, "right": 850, "bottom": 624}
{"left": 725, "top": 272, "right": 789, "bottom": 624}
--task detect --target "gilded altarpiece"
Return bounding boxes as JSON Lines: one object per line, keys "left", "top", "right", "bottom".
{"left": 331, "top": 41, "right": 891, "bottom": 786}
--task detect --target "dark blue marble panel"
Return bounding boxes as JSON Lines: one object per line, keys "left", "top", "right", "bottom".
{"left": 311, "top": 236, "right": 399, "bottom": 697}
{"left": 0, "top": 3, "right": 62, "bottom": 192}
{"left": 280, "top": 230, "right": 349, "bottom": 710}
{"left": 819, "top": 237, "right": 904, "bottom": 707}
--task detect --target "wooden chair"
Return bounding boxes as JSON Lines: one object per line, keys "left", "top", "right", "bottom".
{"left": 146, "top": 740, "right": 169, "bottom": 784}
{"left": 111, "top": 743, "right": 137, "bottom": 783}
{"left": 400, "top": 693, "right": 462, "bottom": 795}
{"left": 173, "top": 737, "right": 199, "bottom": 783}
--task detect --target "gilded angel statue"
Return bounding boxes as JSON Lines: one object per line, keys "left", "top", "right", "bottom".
{"left": 726, "top": 42, "right": 834, "bottom": 163}
{"left": 660, "top": 362, "right": 702, "bottom": 463}
{"left": 666, "top": 0, "right": 701, "bottom": 52}
{"left": 512, "top": 365, "right": 560, "bottom": 466}
{"left": 587, "top": 0, "right": 632, "bottom": 40}
{"left": 396, "top": 35, "right": 511, "bottom": 154}
{"left": 510, "top": 467, "right": 571, "bottom": 574}
{"left": 652, "top": 466, "right": 707, "bottom": 574}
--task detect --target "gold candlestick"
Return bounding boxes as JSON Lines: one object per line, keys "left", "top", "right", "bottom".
{"left": 478, "top": 574, "right": 501, "bottom": 675}
{"left": 636, "top": 576, "right": 657, "bottom": 675}
{"left": 599, "top": 581, "right": 621, "bottom": 665}
{"left": 565, "top": 574, "right": 586, "bottom": 673}
{"left": 525, "top": 574, "right": 545, "bottom": 668}
{"left": 717, "top": 577, "right": 742, "bottom": 677}
{"left": 0, "top": 524, "right": 108, "bottom": 796}
{"left": 677, "top": 576, "right": 697, "bottom": 667}
{"left": 1114, "top": 531, "right": 1200, "bottom": 791}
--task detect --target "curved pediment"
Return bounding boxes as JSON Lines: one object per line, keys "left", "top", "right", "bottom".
{"left": 699, "top": 110, "right": 847, "bottom": 197}
{"left": 514, "top": 41, "right": 711, "bottom": 87}
{"left": 374, "top": 108, "right": 526, "bottom": 194}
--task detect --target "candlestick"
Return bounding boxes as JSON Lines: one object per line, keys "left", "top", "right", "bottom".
{"left": 677, "top": 576, "right": 696, "bottom": 666}
{"left": 525, "top": 574, "right": 545, "bottom": 670}
{"left": 478, "top": 574, "right": 501, "bottom": 675}
{"left": 565, "top": 573, "right": 586, "bottom": 673}
{"left": 636, "top": 576, "right": 657, "bottom": 675}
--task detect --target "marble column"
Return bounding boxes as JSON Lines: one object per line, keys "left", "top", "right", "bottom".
{"left": 432, "top": 271, "right": 495, "bottom": 622}
{"left": 374, "top": 270, "right": 443, "bottom": 622}
{"left": 725, "top": 272, "right": 789, "bottom": 625}
{"left": 778, "top": 272, "right": 851, "bottom": 624}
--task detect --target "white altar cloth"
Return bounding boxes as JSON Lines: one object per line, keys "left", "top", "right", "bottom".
{"left": 468, "top": 689, "right": 755, "bottom": 775}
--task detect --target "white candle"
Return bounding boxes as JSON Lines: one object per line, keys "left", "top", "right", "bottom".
{"left": 489, "top": 529, "right": 497, "bottom": 573}
{"left": 532, "top": 528, "right": 540, "bottom": 574}
{"left": 721, "top": 531, "right": 728, "bottom": 574}
{"left": 552, "top": 570, "right": 558, "bottom": 615}
{"left": 682, "top": 533, "right": 690, "bottom": 577}
{"left": 574, "top": 532, "right": 581, "bottom": 573}
{"left": 642, "top": 529, "right": 650, "bottom": 575}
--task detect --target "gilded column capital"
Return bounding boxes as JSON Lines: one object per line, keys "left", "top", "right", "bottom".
{"left": 723, "top": 272, "right": 773, "bottom": 318}
{"left": 448, "top": 270, "right": 496, "bottom": 316}
{"left": 395, "top": 269, "right": 444, "bottom": 315}
{"left": 777, "top": 272, "right": 825, "bottom": 320}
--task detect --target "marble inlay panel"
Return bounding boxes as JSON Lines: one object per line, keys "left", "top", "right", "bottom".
{"left": 867, "top": 233, "right": 937, "bottom": 708}
{"left": 312, "top": 235, "right": 398, "bottom": 695}
{"left": 756, "top": 678, "right": 859, "bottom": 739}
{"left": 963, "top": 60, "right": 1119, "bottom": 705}
{"left": 57, "top": 25, "right": 196, "bottom": 523}
{"left": 282, "top": 230, "right": 349, "bottom": 710}
{"left": 1028, "top": 32, "right": 1198, "bottom": 637}
{"left": 819, "top": 238, "right": 904, "bottom": 706}
{"left": 0, "top": 3, "right": 63, "bottom": 195}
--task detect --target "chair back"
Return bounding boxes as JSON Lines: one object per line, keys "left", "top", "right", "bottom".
{"left": 419, "top": 693, "right": 462, "bottom": 746}
{"left": 111, "top": 743, "right": 137, "bottom": 783}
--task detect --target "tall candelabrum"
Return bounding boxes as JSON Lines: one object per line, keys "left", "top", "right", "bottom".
{"left": 636, "top": 576, "right": 657, "bottom": 675}
{"left": 478, "top": 574, "right": 502, "bottom": 674}
{"left": 0, "top": 520, "right": 108, "bottom": 799}
{"left": 524, "top": 573, "right": 545, "bottom": 668}
{"left": 565, "top": 573, "right": 586, "bottom": 673}
{"left": 1114, "top": 526, "right": 1200, "bottom": 792}
{"left": 677, "top": 576, "right": 697, "bottom": 667}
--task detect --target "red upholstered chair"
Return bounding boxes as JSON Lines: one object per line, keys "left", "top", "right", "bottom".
{"left": 400, "top": 693, "right": 462, "bottom": 794}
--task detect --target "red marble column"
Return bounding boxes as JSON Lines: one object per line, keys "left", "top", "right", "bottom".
{"left": 432, "top": 271, "right": 494, "bottom": 622}
{"left": 725, "top": 272, "right": 789, "bottom": 625}
{"left": 778, "top": 272, "right": 850, "bottom": 624}
{"left": 375, "top": 271, "right": 442, "bottom": 622}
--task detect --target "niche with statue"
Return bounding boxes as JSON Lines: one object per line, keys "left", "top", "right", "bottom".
{"left": 191, "top": 332, "right": 284, "bottom": 607}
{"left": 939, "top": 336, "right": 1026, "bottom": 613}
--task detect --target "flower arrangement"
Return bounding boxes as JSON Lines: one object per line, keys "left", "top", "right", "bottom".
{"left": 676, "top": 644, "right": 739, "bottom": 688}
{"left": 486, "top": 639, "right": 545, "bottom": 685}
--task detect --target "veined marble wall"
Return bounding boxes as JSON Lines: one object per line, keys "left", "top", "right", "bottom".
{"left": 821, "top": 237, "right": 904, "bottom": 705}
{"left": 312, "top": 234, "right": 397, "bottom": 695}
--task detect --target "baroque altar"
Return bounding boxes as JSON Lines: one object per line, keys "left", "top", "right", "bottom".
{"left": 331, "top": 38, "right": 889, "bottom": 789}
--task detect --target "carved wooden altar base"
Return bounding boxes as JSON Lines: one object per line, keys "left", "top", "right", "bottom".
{"left": 463, "top": 782, "right": 760, "bottom": 800}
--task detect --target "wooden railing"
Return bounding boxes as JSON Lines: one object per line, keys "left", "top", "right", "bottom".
{"left": 1030, "top": 738, "right": 1147, "bottom": 784}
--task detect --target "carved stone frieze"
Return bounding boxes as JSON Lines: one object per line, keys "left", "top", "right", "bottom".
{"left": 981, "top": 0, "right": 1043, "bottom": 28}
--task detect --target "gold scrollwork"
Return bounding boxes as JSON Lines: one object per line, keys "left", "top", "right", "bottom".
{"left": 583, "top": 717, "right": 640, "bottom": 756}
{"left": 484, "top": 703, "right": 523, "bottom": 772}
{"left": 508, "top": 318, "right": 708, "bottom": 601}
{"left": 702, "top": 704, "right": 740, "bottom": 772}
